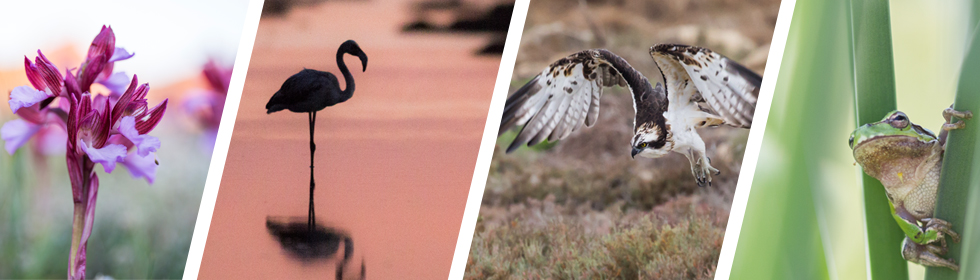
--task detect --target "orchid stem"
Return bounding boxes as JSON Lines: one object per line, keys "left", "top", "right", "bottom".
{"left": 68, "top": 170, "right": 89, "bottom": 280}
{"left": 68, "top": 202, "right": 85, "bottom": 279}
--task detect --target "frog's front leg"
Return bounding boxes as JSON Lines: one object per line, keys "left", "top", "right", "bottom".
{"left": 939, "top": 107, "right": 972, "bottom": 144}
{"left": 942, "top": 107, "right": 972, "bottom": 128}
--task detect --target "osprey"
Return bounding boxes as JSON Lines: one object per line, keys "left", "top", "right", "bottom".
{"left": 499, "top": 44, "right": 761, "bottom": 186}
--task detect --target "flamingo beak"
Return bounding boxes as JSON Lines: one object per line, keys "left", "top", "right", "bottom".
{"left": 359, "top": 54, "right": 368, "bottom": 72}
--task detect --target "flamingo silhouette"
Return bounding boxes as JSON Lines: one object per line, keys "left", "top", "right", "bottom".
{"left": 266, "top": 40, "right": 368, "bottom": 229}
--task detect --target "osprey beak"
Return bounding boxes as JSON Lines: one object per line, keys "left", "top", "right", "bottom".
{"left": 631, "top": 148, "right": 640, "bottom": 159}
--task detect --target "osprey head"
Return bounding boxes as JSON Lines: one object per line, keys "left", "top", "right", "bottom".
{"left": 630, "top": 122, "right": 671, "bottom": 159}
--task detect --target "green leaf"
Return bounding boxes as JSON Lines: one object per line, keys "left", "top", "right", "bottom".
{"left": 729, "top": 0, "right": 853, "bottom": 278}
{"left": 848, "top": 0, "right": 910, "bottom": 278}
{"left": 925, "top": 17, "right": 980, "bottom": 280}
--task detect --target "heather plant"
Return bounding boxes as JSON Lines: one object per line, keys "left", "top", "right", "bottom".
{"left": 466, "top": 196, "right": 724, "bottom": 279}
{"left": 0, "top": 25, "right": 167, "bottom": 280}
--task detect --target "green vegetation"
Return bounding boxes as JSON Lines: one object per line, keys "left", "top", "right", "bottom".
{"left": 730, "top": 1, "right": 848, "bottom": 278}
{"left": 927, "top": 19, "right": 980, "bottom": 280}
{"left": 848, "top": 1, "right": 908, "bottom": 278}
{"left": 731, "top": 1, "right": 974, "bottom": 279}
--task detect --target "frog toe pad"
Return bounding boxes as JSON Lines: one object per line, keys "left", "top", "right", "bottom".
{"left": 943, "top": 107, "right": 973, "bottom": 121}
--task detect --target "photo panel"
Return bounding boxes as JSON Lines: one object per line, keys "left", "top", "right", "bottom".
{"left": 0, "top": 1, "right": 251, "bottom": 279}
{"left": 195, "top": 0, "right": 515, "bottom": 278}
{"left": 729, "top": 1, "right": 980, "bottom": 279}
{"left": 463, "top": 0, "right": 780, "bottom": 278}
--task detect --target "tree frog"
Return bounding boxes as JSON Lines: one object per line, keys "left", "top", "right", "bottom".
{"left": 848, "top": 108, "right": 972, "bottom": 271}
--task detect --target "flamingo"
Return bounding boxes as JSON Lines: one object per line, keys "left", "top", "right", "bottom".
{"left": 266, "top": 40, "right": 368, "bottom": 229}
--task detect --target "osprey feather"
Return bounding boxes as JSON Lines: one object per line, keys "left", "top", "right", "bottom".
{"left": 499, "top": 44, "right": 760, "bottom": 186}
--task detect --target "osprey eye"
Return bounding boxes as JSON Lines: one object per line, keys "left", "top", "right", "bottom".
{"left": 639, "top": 143, "right": 648, "bottom": 148}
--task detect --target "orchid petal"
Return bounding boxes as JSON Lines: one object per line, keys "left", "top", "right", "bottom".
{"left": 33, "top": 126, "right": 68, "bottom": 155}
{"left": 78, "top": 54, "right": 106, "bottom": 92}
{"left": 182, "top": 90, "right": 216, "bottom": 113}
{"left": 23, "top": 51, "right": 64, "bottom": 95}
{"left": 118, "top": 116, "right": 160, "bottom": 156}
{"left": 34, "top": 52, "right": 64, "bottom": 94}
{"left": 136, "top": 99, "right": 167, "bottom": 134}
{"left": 9, "top": 86, "right": 50, "bottom": 113}
{"left": 13, "top": 105, "right": 47, "bottom": 124}
{"left": 203, "top": 60, "right": 232, "bottom": 93}
{"left": 199, "top": 128, "right": 218, "bottom": 152}
{"left": 64, "top": 71, "right": 82, "bottom": 104}
{"left": 93, "top": 97, "right": 112, "bottom": 148}
{"left": 121, "top": 152, "right": 158, "bottom": 184}
{"left": 79, "top": 139, "right": 126, "bottom": 173}
{"left": 97, "top": 72, "right": 130, "bottom": 96}
{"left": 92, "top": 94, "right": 109, "bottom": 114}
{"left": 109, "top": 47, "right": 134, "bottom": 62}
{"left": 86, "top": 25, "right": 115, "bottom": 63}
{"left": 24, "top": 56, "right": 44, "bottom": 90}
{"left": 110, "top": 75, "right": 141, "bottom": 123}
{"left": 1, "top": 119, "right": 42, "bottom": 155}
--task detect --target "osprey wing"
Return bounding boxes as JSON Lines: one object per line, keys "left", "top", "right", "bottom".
{"left": 500, "top": 49, "right": 664, "bottom": 153}
{"left": 650, "top": 44, "right": 760, "bottom": 128}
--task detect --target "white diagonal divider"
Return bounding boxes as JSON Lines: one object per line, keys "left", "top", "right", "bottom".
{"left": 446, "top": 0, "right": 530, "bottom": 279}
{"left": 713, "top": 0, "right": 797, "bottom": 279}
{"left": 182, "top": 0, "right": 264, "bottom": 278}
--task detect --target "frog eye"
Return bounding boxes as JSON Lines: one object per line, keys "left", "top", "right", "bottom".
{"left": 889, "top": 113, "right": 909, "bottom": 129}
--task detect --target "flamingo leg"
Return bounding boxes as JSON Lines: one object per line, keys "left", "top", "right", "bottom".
{"left": 308, "top": 111, "right": 316, "bottom": 230}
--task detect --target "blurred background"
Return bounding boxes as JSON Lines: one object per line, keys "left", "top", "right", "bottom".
{"left": 466, "top": 0, "right": 778, "bottom": 279}
{"left": 0, "top": 1, "right": 248, "bottom": 278}
{"left": 730, "top": 1, "right": 973, "bottom": 279}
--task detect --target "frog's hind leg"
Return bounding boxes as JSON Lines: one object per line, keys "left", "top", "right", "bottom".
{"left": 903, "top": 238, "right": 960, "bottom": 271}
{"left": 926, "top": 242, "right": 948, "bottom": 256}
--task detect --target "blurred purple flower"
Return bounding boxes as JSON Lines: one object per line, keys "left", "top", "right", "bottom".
{"left": 182, "top": 60, "right": 231, "bottom": 150}
{"left": 0, "top": 25, "right": 166, "bottom": 280}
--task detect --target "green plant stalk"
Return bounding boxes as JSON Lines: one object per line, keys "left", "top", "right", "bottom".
{"left": 68, "top": 203, "right": 85, "bottom": 278}
{"left": 925, "top": 20, "right": 980, "bottom": 280}
{"left": 730, "top": 0, "right": 845, "bottom": 278}
{"left": 848, "top": 0, "right": 908, "bottom": 278}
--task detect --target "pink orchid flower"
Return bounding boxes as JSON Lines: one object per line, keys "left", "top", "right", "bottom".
{"left": 1, "top": 25, "right": 166, "bottom": 280}
{"left": 182, "top": 60, "right": 232, "bottom": 150}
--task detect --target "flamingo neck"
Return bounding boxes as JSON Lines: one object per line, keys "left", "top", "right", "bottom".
{"left": 336, "top": 50, "right": 355, "bottom": 102}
